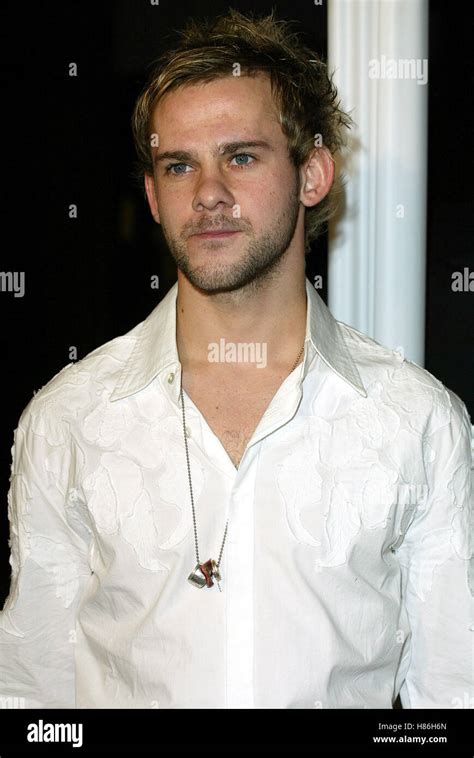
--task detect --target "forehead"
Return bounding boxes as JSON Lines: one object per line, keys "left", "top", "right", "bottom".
{"left": 150, "top": 73, "right": 282, "bottom": 140}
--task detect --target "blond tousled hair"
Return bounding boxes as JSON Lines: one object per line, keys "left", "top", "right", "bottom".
{"left": 131, "top": 8, "right": 353, "bottom": 251}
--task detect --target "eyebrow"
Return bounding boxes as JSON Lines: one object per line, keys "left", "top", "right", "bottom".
{"left": 153, "top": 140, "right": 273, "bottom": 168}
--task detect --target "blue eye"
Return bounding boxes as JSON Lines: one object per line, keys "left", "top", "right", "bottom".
{"left": 164, "top": 153, "right": 256, "bottom": 176}
{"left": 165, "top": 163, "right": 189, "bottom": 175}
{"left": 231, "top": 153, "right": 255, "bottom": 167}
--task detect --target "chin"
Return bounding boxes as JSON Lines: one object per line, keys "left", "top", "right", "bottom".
{"left": 184, "top": 267, "right": 251, "bottom": 293}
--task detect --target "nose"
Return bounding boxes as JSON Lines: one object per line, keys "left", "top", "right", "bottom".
{"left": 192, "top": 164, "right": 236, "bottom": 213}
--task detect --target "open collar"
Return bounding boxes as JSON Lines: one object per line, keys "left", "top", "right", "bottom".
{"left": 109, "top": 278, "right": 367, "bottom": 403}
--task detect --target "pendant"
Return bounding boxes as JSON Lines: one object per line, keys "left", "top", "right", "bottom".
{"left": 188, "top": 559, "right": 222, "bottom": 590}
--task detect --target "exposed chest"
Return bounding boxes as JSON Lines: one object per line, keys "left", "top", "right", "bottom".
{"left": 182, "top": 370, "right": 288, "bottom": 469}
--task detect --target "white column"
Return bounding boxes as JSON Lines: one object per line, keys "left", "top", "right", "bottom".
{"left": 327, "top": 0, "right": 428, "bottom": 364}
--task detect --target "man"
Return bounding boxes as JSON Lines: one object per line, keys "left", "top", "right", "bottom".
{"left": 0, "top": 9, "right": 472, "bottom": 709}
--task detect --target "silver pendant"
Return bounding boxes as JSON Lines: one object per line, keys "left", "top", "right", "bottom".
{"left": 188, "top": 559, "right": 222, "bottom": 590}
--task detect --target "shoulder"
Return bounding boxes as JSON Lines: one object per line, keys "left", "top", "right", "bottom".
{"left": 16, "top": 328, "right": 139, "bottom": 441}
{"left": 338, "top": 320, "right": 472, "bottom": 440}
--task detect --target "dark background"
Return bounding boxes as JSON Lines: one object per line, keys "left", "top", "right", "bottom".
{"left": 0, "top": 0, "right": 472, "bottom": 710}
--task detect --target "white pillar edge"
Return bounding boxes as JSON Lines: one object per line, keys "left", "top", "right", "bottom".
{"left": 327, "top": 0, "right": 429, "bottom": 365}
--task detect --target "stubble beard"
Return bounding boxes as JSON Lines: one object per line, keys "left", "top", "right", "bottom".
{"left": 159, "top": 171, "right": 301, "bottom": 296}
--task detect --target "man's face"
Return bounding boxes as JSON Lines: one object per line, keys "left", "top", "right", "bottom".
{"left": 146, "top": 73, "right": 303, "bottom": 294}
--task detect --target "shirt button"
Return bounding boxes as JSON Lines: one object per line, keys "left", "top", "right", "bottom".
{"left": 185, "top": 426, "right": 191, "bottom": 437}
{"left": 167, "top": 372, "right": 175, "bottom": 384}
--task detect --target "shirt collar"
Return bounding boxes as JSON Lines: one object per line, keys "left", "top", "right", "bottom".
{"left": 109, "top": 277, "right": 367, "bottom": 403}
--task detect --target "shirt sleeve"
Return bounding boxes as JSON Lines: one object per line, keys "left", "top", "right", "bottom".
{"left": 0, "top": 396, "right": 93, "bottom": 708}
{"left": 396, "top": 388, "right": 473, "bottom": 709}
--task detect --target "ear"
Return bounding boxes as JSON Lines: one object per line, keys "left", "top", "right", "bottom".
{"left": 298, "top": 146, "right": 335, "bottom": 209}
{"left": 144, "top": 172, "right": 161, "bottom": 224}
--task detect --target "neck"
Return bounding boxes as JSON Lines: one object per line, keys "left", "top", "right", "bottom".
{"left": 176, "top": 267, "right": 307, "bottom": 377}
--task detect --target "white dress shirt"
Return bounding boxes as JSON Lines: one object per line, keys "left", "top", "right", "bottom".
{"left": 0, "top": 277, "right": 472, "bottom": 709}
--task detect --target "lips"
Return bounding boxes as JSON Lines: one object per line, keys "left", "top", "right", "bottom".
{"left": 191, "top": 230, "right": 241, "bottom": 239}
{"left": 193, "top": 230, "right": 239, "bottom": 236}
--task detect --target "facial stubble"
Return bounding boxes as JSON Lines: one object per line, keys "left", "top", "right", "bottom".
{"left": 159, "top": 169, "right": 302, "bottom": 295}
